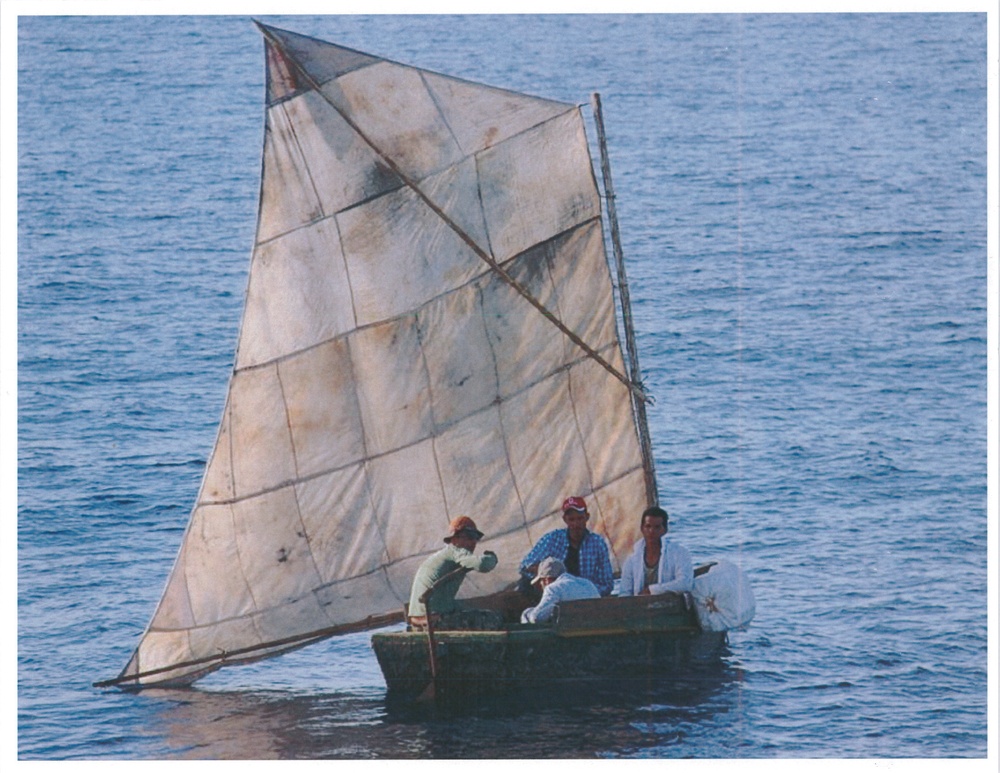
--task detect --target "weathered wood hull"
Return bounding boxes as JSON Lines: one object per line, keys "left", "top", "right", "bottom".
{"left": 371, "top": 593, "right": 727, "bottom": 699}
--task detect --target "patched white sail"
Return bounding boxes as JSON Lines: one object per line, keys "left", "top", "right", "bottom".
{"left": 113, "top": 23, "right": 653, "bottom": 687}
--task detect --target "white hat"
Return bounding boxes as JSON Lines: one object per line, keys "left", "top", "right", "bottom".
{"left": 532, "top": 557, "right": 566, "bottom": 584}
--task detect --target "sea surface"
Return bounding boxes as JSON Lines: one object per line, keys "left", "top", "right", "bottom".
{"left": 14, "top": 12, "right": 992, "bottom": 762}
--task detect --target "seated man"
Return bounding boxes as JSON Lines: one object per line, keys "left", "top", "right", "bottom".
{"left": 518, "top": 496, "right": 614, "bottom": 596}
{"left": 521, "top": 557, "right": 600, "bottom": 624}
{"left": 408, "top": 516, "right": 501, "bottom": 631}
{"left": 618, "top": 506, "right": 693, "bottom": 596}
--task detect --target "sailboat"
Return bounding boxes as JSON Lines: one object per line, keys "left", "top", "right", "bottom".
{"left": 96, "top": 22, "right": 753, "bottom": 697}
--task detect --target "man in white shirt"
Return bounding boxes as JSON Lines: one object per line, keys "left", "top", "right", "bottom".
{"left": 618, "top": 506, "right": 694, "bottom": 597}
{"left": 520, "top": 557, "right": 599, "bottom": 624}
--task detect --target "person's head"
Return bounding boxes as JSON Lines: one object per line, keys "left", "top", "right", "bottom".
{"left": 561, "top": 496, "right": 590, "bottom": 539}
{"left": 444, "top": 516, "right": 484, "bottom": 551}
{"left": 532, "top": 557, "right": 565, "bottom": 589}
{"left": 640, "top": 506, "right": 669, "bottom": 544}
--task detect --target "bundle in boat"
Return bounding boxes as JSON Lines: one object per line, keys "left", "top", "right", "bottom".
{"left": 691, "top": 559, "right": 756, "bottom": 632}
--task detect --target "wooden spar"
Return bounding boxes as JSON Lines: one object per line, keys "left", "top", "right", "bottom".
{"left": 93, "top": 610, "right": 403, "bottom": 689}
{"left": 415, "top": 565, "right": 472, "bottom": 701}
{"left": 590, "top": 93, "right": 659, "bottom": 507}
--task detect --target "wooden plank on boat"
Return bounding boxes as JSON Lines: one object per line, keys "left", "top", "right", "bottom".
{"left": 554, "top": 593, "right": 698, "bottom": 637}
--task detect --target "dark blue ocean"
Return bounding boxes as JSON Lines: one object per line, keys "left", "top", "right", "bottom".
{"left": 15, "top": 13, "right": 992, "bottom": 761}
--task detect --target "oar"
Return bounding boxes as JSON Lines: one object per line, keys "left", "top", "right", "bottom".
{"left": 416, "top": 566, "right": 470, "bottom": 702}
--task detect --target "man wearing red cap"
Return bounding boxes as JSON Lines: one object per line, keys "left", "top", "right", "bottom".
{"left": 517, "top": 496, "right": 614, "bottom": 596}
{"left": 407, "top": 516, "right": 501, "bottom": 631}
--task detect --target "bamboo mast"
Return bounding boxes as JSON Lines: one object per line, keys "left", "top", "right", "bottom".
{"left": 590, "top": 93, "right": 659, "bottom": 507}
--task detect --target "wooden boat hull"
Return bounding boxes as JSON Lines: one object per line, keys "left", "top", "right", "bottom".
{"left": 371, "top": 593, "right": 727, "bottom": 699}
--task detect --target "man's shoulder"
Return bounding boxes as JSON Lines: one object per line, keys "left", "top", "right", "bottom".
{"left": 566, "top": 574, "right": 600, "bottom": 596}
{"left": 413, "top": 548, "right": 449, "bottom": 582}
{"left": 422, "top": 544, "right": 451, "bottom": 561}
{"left": 420, "top": 545, "right": 448, "bottom": 561}
{"left": 539, "top": 528, "right": 567, "bottom": 543}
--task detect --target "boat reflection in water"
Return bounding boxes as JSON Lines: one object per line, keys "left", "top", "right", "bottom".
{"left": 147, "top": 653, "right": 742, "bottom": 759}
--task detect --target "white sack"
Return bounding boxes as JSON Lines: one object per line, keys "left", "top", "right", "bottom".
{"left": 692, "top": 558, "right": 755, "bottom": 632}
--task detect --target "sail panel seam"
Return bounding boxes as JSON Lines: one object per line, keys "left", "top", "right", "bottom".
{"left": 471, "top": 152, "right": 497, "bottom": 262}
{"left": 478, "top": 281, "right": 529, "bottom": 534}
{"left": 420, "top": 70, "right": 464, "bottom": 156}
{"left": 413, "top": 310, "right": 455, "bottom": 538}
{"left": 565, "top": 361, "right": 619, "bottom": 563}
{"left": 275, "top": 363, "right": 302, "bottom": 478}
{"left": 258, "top": 107, "right": 582, "bottom": 244}
{"left": 340, "top": 332, "right": 394, "bottom": 586}
{"left": 513, "top": 463, "right": 645, "bottom": 534}
{"left": 237, "top": 215, "right": 605, "bottom": 375}
{"left": 545, "top": 240, "right": 607, "bottom": 556}
{"left": 279, "top": 101, "right": 326, "bottom": 222}
{"left": 229, "top": 372, "right": 265, "bottom": 629}
{"left": 332, "top": 213, "right": 361, "bottom": 331}
{"left": 199, "top": 339, "right": 624, "bottom": 509}
{"left": 275, "top": 364, "right": 329, "bottom": 596}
